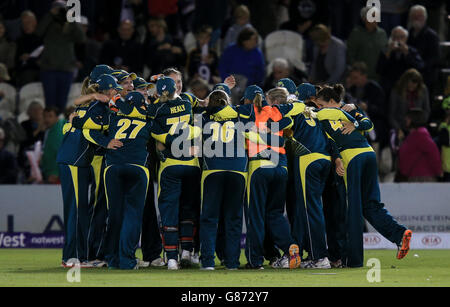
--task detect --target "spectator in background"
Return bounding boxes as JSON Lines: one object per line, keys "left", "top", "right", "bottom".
{"left": 18, "top": 101, "right": 45, "bottom": 172}
{"left": 274, "top": 0, "right": 290, "bottom": 30}
{"left": 398, "top": 108, "right": 442, "bottom": 182}
{"left": 219, "top": 27, "right": 265, "bottom": 88}
{"left": 0, "top": 63, "right": 16, "bottom": 121}
{"left": 308, "top": 24, "right": 346, "bottom": 84}
{"left": 14, "top": 10, "right": 41, "bottom": 87}
{"left": 74, "top": 16, "right": 102, "bottom": 82}
{"left": 345, "top": 62, "right": 388, "bottom": 149}
{"left": 407, "top": 5, "right": 440, "bottom": 96}
{"left": 222, "top": 5, "right": 255, "bottom": 51}
{"left": 36, "top": 1, "right": 86, "bottom": 111}
{"left": 0, "top": 20, "right": 17, "bottom": 73}
{"left": 262, "top": 58, "right": 304, "bottom": 92}
{"left": 389, "top": 68, "right": 430, "bottom": 134}
{"left": 245, "top": 0, "right": 278, "bottom": 38}
{"left": 346, "top": 6, "right": 388, "bottom": 81}
{"left": 329, "top": 0, "right": 364, "bottom": 40}
{"left": 379, "top": 0, "right": 411, "bottom": 36}
{"left": 280, "top": 0, "right": 330, "bottom": 65}
{"left": 40, "top": 106, "right": 65, "bottom": 184}
{"left": 186, "top": 25, "right": 220, "bottom": 84}
{"left": 143, "top": 17, "right": 185, "bottom": 75}
{"left": 0, "top": 127, "right": 18, "bottom": 184}
{"left": 376, "top": 25, "right": 424, "bottom": 98}
{"left": 100, "top": 19, "right": 143, "bottom": 74}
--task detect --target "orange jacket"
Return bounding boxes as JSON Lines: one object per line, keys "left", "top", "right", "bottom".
{"left": 247, "top": 105, "right": 286, "bottom": 157}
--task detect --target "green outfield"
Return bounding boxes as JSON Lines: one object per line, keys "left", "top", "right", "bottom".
{"left": 0, "top": 249, "right": 449, "bottom": 287}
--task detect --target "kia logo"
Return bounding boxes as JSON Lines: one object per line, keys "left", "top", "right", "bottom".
{"left": 364, "top": 235, "right": 381, "bottom": 245}
{"left": 422, "top": 235, "right": 441, "bottom": 246}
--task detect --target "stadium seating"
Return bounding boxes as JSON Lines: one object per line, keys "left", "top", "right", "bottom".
{"left": 0, "top": 82, "right": 17, "bottom": 120}
{"left": 17, "top": 82, "right": 45, "bottom": 123}
{"left": 264, "top": 30, "right": 306, "bottom": 74}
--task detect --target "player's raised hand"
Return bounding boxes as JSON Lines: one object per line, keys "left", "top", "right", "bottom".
{"left": 107, "top": 139, "right": 123, "bottom": 150}
{"left": 224, "top": 75, "right": 236, "bottom": 90}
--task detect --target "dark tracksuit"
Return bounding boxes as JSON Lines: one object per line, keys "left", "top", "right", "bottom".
{"left": 317, "top": 107, "right": 407, "bottom": 267}
{"left": 114, "top": 96, "right": 162, "bottom": 263}
{"left": 275, "top": 103, "right": 332, "bottom": 261}
{"left": 118, "top": 93, "right": 202, "bottom": 261}
{"left": 141, "top": 139, "right": 162, "bottom": 263}
{"left": 103, "top": 109, "right": 155, "bottom": 269}
{"left": 197, "top": 106, "right": 248, "bottom": 269}
{"left": 147, "top": 97, "right": 201, "bottom": 261}
{"left": 71, "top": 102, "right": 111, "bottom": 261}
{"left": 322, "top": 168, "right": 347, "bottom": 263}
{"left": 236, "top": 102, "right": 298, "bottom": 268}
{"left": 56, "top": 101, "right": 111, "bottom": 263}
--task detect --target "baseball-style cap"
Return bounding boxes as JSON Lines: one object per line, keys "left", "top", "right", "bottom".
{"left": 241, "top": 85, "right": 264, "bottom": 102}
{"left": 90, "top": 64, "right": 114, "bottom": 81}
{"left": 297, "top": 83, "right": 316, "bottom": 101}
{"left": 133, "top": 77, "right": 151, "bottom": 89}
{"left": 111, "top": 69, "right": 137, "bottom": 82}
{"left": 95, "top": 74, "right": 123, "bottom": 92}
{"left": 212, "top": 83, "right": 231, "bottom": 96}
{"left": 124, "top": 91, "right": 146, "bottom": 108}
{"left": 277, "top": 78, "right": 298, "bottom": 96}
{"left": 156, "top": 76, "right": 176, "bottom": 96}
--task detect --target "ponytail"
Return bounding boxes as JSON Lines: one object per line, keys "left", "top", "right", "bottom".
{"left": 208, "top": 90, "right": 229, "bottom": 109}
{"left": 253, "top": 93, "right": 263, "bottom": 112}
{"left": 81, "top": 76, "right": 91, "bottom": 95}
{"left": 85, "top": 83, "right": 100, "bottom": 95}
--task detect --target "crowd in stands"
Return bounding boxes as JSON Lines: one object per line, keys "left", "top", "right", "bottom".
{"left": 0, "top": 0, "right": 449, "bottom": 184}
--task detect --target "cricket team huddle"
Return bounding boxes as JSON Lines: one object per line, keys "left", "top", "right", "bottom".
{"left": 57, "top": 63, "right": 412, "bottom": 271}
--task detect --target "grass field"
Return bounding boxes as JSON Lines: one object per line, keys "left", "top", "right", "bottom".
{"left": 1, "top": 249, "right": 449, "bottom": 287}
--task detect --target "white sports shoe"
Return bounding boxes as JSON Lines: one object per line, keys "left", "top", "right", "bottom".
{"left": 271, "top": 255, "right": 289, "bottom": 269}
{"left": 180, "top": 250, "right": 192, "bottom": 267}
{"left": 167, "top": 259, "right": 179, "bottom": 270}
{"left": 191, "top": 252, "right": 200, "bottom": 265}
{"left": 136, "top": 258, "right": 150, "bottom": 268}
{"left": 303, "top": 257, "right": 331, "bottom": 269}
{"left": 200, "top": 266, "right": 215, "bottom": 271}
{"left": 150, "top": 257, "right": 166, "bottom": 267}
{"left": 300, "top": 259, "right": 312, "bottom": 268}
